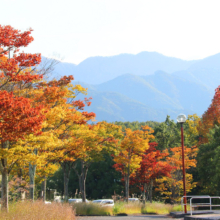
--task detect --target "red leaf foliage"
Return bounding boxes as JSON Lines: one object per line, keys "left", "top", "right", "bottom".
{"left": 130, "top": 142, "right": 173, "bottom": 187}
{"left": 0, "top": 25, "right": 42, "bottom": 83}
{"left": 0, "top": 91, "right": 45, "bottom": 142}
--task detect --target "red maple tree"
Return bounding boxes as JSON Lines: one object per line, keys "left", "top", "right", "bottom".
{"left": 131, "top": 142, "right": 173, "bottom": 203}
{"left": 0, "top": 25, "right": 45, "bottom": 212}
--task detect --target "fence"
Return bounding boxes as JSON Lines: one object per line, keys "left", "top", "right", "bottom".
{"left": 181, "top": 195, "right": 220, "bottom": 215}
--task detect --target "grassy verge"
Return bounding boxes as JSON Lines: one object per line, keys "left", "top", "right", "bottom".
{"left": 141, "top": 202, "right": 177, "bottom": 214}
{"left": 72, "top": 201, "right": 188, "bottom": 216}
{"left": 113, "top": 202, "right": 141, "bottom": 215}
{"left": 0, "top": 200, "right": 75, "bottom": 220}
{"left": 72, "top": 202, "right": 112, "bottom": 216}
{"left": 113, "top": 201, "right": 190, "bottom": 215}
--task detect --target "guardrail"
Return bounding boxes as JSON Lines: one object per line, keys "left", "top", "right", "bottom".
{"left": 181, "top": 195, "right": 220, "bottom": 215}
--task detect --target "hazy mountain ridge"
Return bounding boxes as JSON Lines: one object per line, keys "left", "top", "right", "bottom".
{"left": 76, "top": 82, "right": 194, "bottom": 122}
{"left": 51, "top": 52, "right": 198, "bottom": 84}
{"left": 46, "top": 52, "right": 220, "bottom": 122}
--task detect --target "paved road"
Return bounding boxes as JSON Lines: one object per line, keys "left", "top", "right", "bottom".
{"left": 77, "top": 214, "right": 179, "bottom": 220}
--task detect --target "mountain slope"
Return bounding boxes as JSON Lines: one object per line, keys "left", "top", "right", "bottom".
{"left": 94, "top": 72, "right": 212, "bottom": 116}
{"left": 142, "top": 71, "right": 213, "bottom": 115}
{"left": 76, "top": 84, "right": 194, "bottom": 122}
{"left": 172, "top": 53, "right": 220, "bottom": 90}
{"left": 96, "top": 74, "right": 182, "bottom": 110}
{"left": 76, "top": 71, "right": 212, "bottom": 121}
{"left": 51, "top": 52, "right": 197, "bottom": 84}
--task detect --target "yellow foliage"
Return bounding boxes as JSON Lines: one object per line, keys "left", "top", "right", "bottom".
{"left": 156, "top": 146, "right": 198, "bottom": 202}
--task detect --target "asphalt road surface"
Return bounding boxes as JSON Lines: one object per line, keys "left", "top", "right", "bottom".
{"left": 77, "top": 214, "right": 178, "bottom": 220}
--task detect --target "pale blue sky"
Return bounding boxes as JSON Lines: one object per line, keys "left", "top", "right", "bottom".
{"left": 1, "top": 0, "right": 220, "bottom": 64}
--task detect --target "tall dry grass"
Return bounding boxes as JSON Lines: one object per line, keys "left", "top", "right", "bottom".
{"left": 0, "top": 200, "right": 75, "bottom": 220}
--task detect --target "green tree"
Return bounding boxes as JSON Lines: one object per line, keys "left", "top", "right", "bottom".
{"left": 154, "top": 116, "right": 180, "bottom": 150}
{"left": 197, "top": 125, "right": 220, "bottom": 195}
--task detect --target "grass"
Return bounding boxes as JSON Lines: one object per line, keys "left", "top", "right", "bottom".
{"left": 141, "top": 202, "right": 175, "bottom": 214}
{"left": 113, "top": 201, "right": 141, "bottom": 215}
{"left": 0, "top": 200, "right": 75, "bottom": 220}
{"left": 72, "top": 202, "right": 112, "bottom": 216}
{"left": 3, "top": 200, "right": 188, "bottom": 219}
{"left": 113, "top": 201, "right": 190, "bottom": 215}
{"left": 72, "top": 201, "right": 188, "bottom": 216}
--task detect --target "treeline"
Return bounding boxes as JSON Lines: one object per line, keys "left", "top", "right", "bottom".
{"left": 50, "top": 111, "right": 220, "bottom": 202}
{"left": 48, "top": 116, "right": 200, "bottom": 203}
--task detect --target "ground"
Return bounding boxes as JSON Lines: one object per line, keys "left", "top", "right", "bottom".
{"left": 77, "top": 214, "right": 179, "bottom": 220}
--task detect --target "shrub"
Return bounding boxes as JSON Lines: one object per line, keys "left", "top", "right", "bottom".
{"left": 72, "top": 203, "right": 112, "bottom": 216}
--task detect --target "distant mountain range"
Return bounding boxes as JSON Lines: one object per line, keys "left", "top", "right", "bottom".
{"left": 45, "top": 52, "right": 220, "bottom": 122}
{"left": 52, "top": 52, "right": 197, "bottom": 84}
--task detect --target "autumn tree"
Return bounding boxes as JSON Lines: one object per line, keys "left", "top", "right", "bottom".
{"left": 198, "top": 86, "right": 220, "bottom": 144}
{"left": 55, "top": 110, "right": 96, "bottom": 202}
{"left": 156, "top": 146, "right": 197, "bottom": 203}
{"left": 184, "top": 114, "right": 201, "bottom": 146}
{"left": 71, "top": 122, "right": 122, "bottom": 202}
{"left": 131, "top": 142, "right": 173, "bottom": 203}
{"left": 0, "top": 25, "right": 46, "bottom": 211}
{"left": 113, "top": 126, "right": 154, "bottom": 202}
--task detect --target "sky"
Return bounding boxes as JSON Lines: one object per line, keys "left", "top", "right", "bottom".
{"left": 1, "top": 0, "right": 220, "bottom": 64}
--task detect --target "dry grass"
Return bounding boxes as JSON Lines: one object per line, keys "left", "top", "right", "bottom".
{"left": 0, "top": 200, "right": 75, "bottom": 220}
{"left": 72, "top": 202, "right": 112, "bottom": 216}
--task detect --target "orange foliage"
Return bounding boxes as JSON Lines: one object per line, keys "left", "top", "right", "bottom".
{"left": 0, "top": 25, "right": 42, "bottom": 84}
{"left": 199, "top": 86, "right": 220, "bottom": 144}
{"left": 156, "top": 146, "right": 198, "bottom": 202}
{"left": 0, "top": 91, "right": 45, "bottom": 142}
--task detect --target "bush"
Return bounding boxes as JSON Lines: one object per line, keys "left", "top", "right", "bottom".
{"left": 0, "top": 200, "right": 75, "bottom": 220}
{"left": 72, "top": 203, "right": 112, "bottom": 216}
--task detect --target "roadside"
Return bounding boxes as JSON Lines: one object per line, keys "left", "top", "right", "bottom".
{"left": 77, "top": 214, "right": 179, "bottom": 220}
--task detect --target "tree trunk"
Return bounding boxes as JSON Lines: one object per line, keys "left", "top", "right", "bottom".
{"left": 41, "top": 176, "right": 47, "bottom": 202}
{"left": 74, "top": 160, "right": 89, "bottom": 202}
{"left": 146, "top": 183, "right": 150, "bottom": 201}
{"left": 18, "top": 169, "right": 25, "bottom": 201}
{"left": 79, "top": 160, "right": 88, "bottom": 202}
{"left": 29, "top": 148, "right": 37, "bottom": 201}
{"left": 143, "top": 183, "right": 147, "bottom": 205}
{"left": 0, "top": 141, "right": 9, "bottom": 212}
{"left": 149, "top": 179, "right": 153, "bottom": 203}
{"left": 62, "top": 163, "right": 71, "bottom": 202}
{"left": 21, "top": 191, "right": 26, "bottom": 201}
{"left": 1, "top": 164, "right": 8, "bottom": 212}
{"left": 29, "top": 163, "right": 36, "bottom": 201}
{"left": 125, "top": 165, "right": 130, "bottom": 202}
